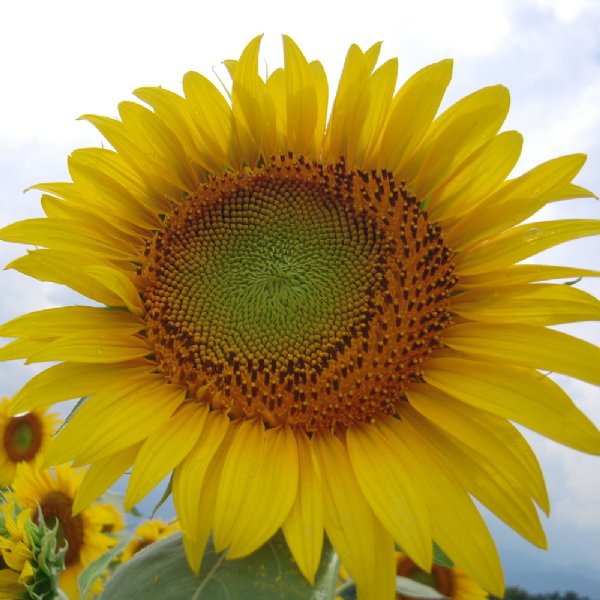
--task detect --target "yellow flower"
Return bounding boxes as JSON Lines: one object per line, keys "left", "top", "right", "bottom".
{"left": 9, "top": 462, "right": 119, "bottom": 599}
{"left": 1, "top": 35, "right": 600, "bottom": 598}
{"left": 0, "top": 502, "right": 34, "bottom": 599}
{"left": 121, "top": 518, "right": 180, "bottom": 562}
{"left": 0, "top": 397, "right": 61, "bottom": 486}
{"left": 396, "top": 552, "right": 488, "bottom": 600}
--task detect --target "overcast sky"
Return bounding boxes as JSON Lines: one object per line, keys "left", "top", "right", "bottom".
{"left": 1, "top": 0, "right": 599, "bottom": 590}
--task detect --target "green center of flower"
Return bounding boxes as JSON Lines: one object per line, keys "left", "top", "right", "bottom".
{"left": 4, "top": 413, "right": 43, "bottom": 462}
{"left": 142, "top": 155, "right": 457, "bottom": 430}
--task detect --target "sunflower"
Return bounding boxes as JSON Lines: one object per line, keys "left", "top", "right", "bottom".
{"left": 1, "top": 35, "right": 600, "bottom": 599}
{"left": 0, "top": 397, "right": 61, "bottom": 487}
{"left": 121, "top": 518, "right": 180, "bottom": 562}
{"left": 396, "top": 552, "right": 487, "bottom": 600}
{"left": 0, "top": 501, "right": 34, "bottom": 599}
{"left": 9, "top": 462, "right": 119, "bottom": 599}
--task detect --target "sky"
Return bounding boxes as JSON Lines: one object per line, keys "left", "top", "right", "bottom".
{"left": 1, "top": 0, "right": 599, "bottom": 594}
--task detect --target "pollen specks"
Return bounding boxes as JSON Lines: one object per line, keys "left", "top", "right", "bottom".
{"left": 140, "top": 155, "right": 456, "bottom": 431}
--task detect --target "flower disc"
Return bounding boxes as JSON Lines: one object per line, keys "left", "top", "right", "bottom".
{"left": 3, "top": 414, "right": 42, "bottom": 462}
{"left": 0, "top": 399, "right": 60, "bottom": 487}
{"left": 142, "top": 155, "right": 456, "bottom": 429}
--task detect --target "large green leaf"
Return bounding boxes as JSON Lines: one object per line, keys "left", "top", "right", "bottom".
{"left": 99, "top": 531, "right": 338, "bottom": 600}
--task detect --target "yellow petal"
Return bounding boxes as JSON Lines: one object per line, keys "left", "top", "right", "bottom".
{"left": 402, "top": 85, "right": 509, "bottom": 189}
{"left": 281, "top": 35, "right": 319, "bottom": 156}
{"left": 227, "top": 425, "right": 298, "bottom": 558}
{"left": 407, "top": 384, "right": 548, "bottom": 513}
{"left": 355, "top": 58, "right": 398, "bottom": 165}
{"left": 133, "top": 86, "right": 211, "bottom": 179}
{"left": 429, "top": 130, "right": 523, "bottom": 222}
{"left": 68, "top": 148, "right": 165, "bottom": 226}
{"left": 313, "top": 430, "right": 396, "bottom": 600}
{"left": 81, "top": 265, "right": 144, "bottom": 315}
{"left": 23, "top": 330, "right": 149, "bottom": 364}
{"left": 73, "top": 443, "right": 141, "bottom": 514}
{"left": 0, "top": 338, "right": 54, "bottom": 362}
{"left": 376, "top": 59, "right": 453, "bottom": 172}
{"left": 9, "top": 361, "right": 153, "bottom": 414}
{"left": 282, "top": 431, "right": 324, "bottom": 584}
{"left": 40, "top": 192, "right": 146, "bottom": 247}
{"left": 6, "top": 249, "right": 137, "bottom": 307}
{"left": 551, "top": 181, "right": 597, "bottom": 201}
{"left": 401, "top": 401, "right": 547, "bottom": 548}
{"left": 212, "top": 419, "right": 264, "bottom": 552}
{"left": 117, "top": 101, "right": 198, "bottom": 191}
{"left": 449, "top": 154, "right": 589, "bottom": 249}
{"left": 378, "top": 414, "right": 504, "bottom": 596}
{"left": 80, "top": 113, "right": 182, "bottom": 199}
{"left": 309, "top": 60, "right": 328, "bottom": 155}
{"left": 228, "top": 35, "right": 276, "bottom": 165}
{"left": 325, "top": 43, "right": 383, "bottom": 164}
{"left": 423, "top": 355, "right": 600, "bottom": 454}
{"left": 125, "top": 403, "right": 209, "bottom": 510}
{"left": 183, "top": 70, "right": 235, "bottom": 171}
{"left": 45, "top": 375, "right": 184, "bottom": 465}
{"left": 0, "top": 306, "right": 143, "bottom": 339}
{"left": 444, "top": 322, "right": 600, "bottom": 388}
{"left": 452, "top": 283, "right": 600, "bottom": 325}
{"left": 266, "top": 67, "right": 288, "bottom": 151}
{"left": 173, "top": 410, "right": 230, "bottom": 542}
{"left": 346, "top": 422, "right": 432, "bottom": 569}
{"left": 459, "top": 264, "right": 600, "bottom": 288}
{"left": 0, "top": 218, "right": 135, "bottom": 260}
{"left": 173, "top": 420, "right": 234, "bottom": 574}
{"left": 456, "top": 219, "right": 600, "bottom": 275}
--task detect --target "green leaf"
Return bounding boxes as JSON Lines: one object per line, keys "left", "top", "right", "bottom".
{"left": 99, "top": 531, "right": 338, "bottom": 600}
{"left": 396, "top": 576, "right": 448, "bottom": 599}
{"left": 78, "top": 537, "right": 129, "bottom": 598}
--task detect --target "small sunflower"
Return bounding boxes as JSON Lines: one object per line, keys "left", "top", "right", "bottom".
{"left": 0, "top": 397, "right": 61, "bottom": 487}
{"left": 1, "top": 36, "right": 600, "bottom": 598}
{"left": 121, "top": 518, "right": 180, "bottom": 562}
{"left": 0, "top": 501, "right": 34, "bottom": 599}
{"left": 396, "top": 552, "right": 487, "bottom": 600}
{"left": 9, "top": 462, "right": 119, "bottom": 599}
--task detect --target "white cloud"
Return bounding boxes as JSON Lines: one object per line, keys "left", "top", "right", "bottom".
{"left": 532, "top": 0, "right": 590, "bottom": 22}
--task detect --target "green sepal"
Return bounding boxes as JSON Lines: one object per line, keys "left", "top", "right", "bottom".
{"left": 23, "top": 511, "right": 67, "bottom": 600}
{"left": 432, "top": 543, "right": 453, "bottom": 568}
{"left": 150, "top": 474, "right": 173, "bottom": 518}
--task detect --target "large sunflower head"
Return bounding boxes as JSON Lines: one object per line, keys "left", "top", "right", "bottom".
{"left": 9, "top": 462, "right": 119, "bottom": 599}
{"left": 1, "top": 35, "right": 600, "bottom": 598}
{"left": 0, "top": 397, "right": 61, "bottom": 487}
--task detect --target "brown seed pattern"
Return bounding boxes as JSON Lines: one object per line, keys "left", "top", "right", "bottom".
{"left": 3, "top": 412, "right": 43, "bottom": 462}
{"left": 141, "top": 155, "right": 457, "bottom": 431}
